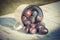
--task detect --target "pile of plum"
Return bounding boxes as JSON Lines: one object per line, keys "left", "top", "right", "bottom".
{"left": 22, "top": 6, "right": 48, "bottom": 34}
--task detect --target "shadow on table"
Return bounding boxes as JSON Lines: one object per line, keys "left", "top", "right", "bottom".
{"left": 0, "top": 17, "right": 16, "bottom": 29}
{"left": 33, "top": 26, "right": 60, "bottom": 40}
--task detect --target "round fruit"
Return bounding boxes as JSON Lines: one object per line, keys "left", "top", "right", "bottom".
{"left": 23, "top": 20, "right": 31, "bottom": 26}
{"left": 22, "top": 16, "right": 27, "bottom": 21}
{"left": 30, "top": 23, "right": 35, "bottom": 28}
{"left": 25, "top": 9, "right": 32, "bottom": 17}
{"left": 30, "top": 28, "right": 36, "bottom": 34}
{"left": 24, "top": 25, "right": 30, "bottom": 33}
{"left": 30, "top": 16, "right": 35, "bottom": 23}
{"left": 26, "top": 21, "right": 31, "bottom": 25}
{"left": 42, "top": 28, "right": 48, "bottom": 34}
{"left": 37, "top": 16, "right": 42, "bottom": 22}
{"left": 25, "top": 28, "right": 29, "bottom": 33}
{"left": 36, "top": 25, "right": 43, "bottom": 32}
{"left": 39, "top": 27, "right": 48, "bottom": 34}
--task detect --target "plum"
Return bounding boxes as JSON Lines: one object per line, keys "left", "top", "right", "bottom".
{"left": 24, "top": 25, "right": 30, "bottom": 33}
{"left": 25, "top": 9, "right": 32, "bottom": 17}
{"left": 29, "top": 28, "right": 36, "bottom": 34}
{"left": 30, "top": 23, "right": 36, "bottom": 28}
{"left": 37, "top": 16, "right": 42, "bottom": 22}
{"left": 22, "top": 16, "right": 27, "bottom": 21}
{"left": 39, "top": 28, "right": 48, "bottom": 34}
{"left": 23, "top": 20, "right": 31, "bottom": 26}
{"left": 30, "top": 16, "right": 35, "bottom": 23}
{"left": 36, "top": 22, "right": 48, "bottom": 34}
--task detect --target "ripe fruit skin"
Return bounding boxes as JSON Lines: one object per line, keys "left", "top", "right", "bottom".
{"left": 22, "top": 16, "right": 27, "bottom": 21}
{"left": 35, "top": 22, "right": 48, "bottom": 34}
{"left": 37, "top": 25, "right": 48, "bottom": 34}
{"left": 30, "top": 23, "right": 36, "bottom": 28}
{"left": 29, "top": 28, "right": 36, "bottom": 34}
{"left": 37, "top": 16, "right": 42, "bottom": 22}
{"left": 39, "top": 28, "right": 48, "bottom": 34}
{"left": 24, "top": 25, "right": 30, "bottom": 33}
{"left": 25, "top": 9, "right": 32, "bottom": 17}
{"left": 25, "top": 27, "right": 29, "bottom": 33}
{"left": 30, "top": 16, "right": 35, "bottom": 23}
{"left": 26, "top": 21, "right": 31, "bottom": 25}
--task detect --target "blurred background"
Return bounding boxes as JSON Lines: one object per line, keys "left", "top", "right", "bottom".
{"left": 0, "top": 0, "right": 60, "bottom": 16}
